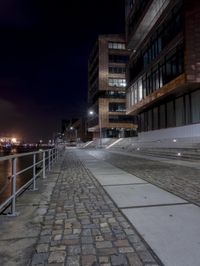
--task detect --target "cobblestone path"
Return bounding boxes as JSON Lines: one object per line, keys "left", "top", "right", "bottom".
{"left": 31, "top": 150, "right": 161, "bottom": 266}
{"left": 89, "top": 150, "right": 200, "bottom": 207}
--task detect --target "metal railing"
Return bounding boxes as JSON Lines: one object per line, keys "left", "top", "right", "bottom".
{"left": 0, "top": 147, "right": 62, "bottom": 216}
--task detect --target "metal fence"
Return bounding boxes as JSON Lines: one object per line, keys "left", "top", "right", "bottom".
{"left": 0, "top": 147, "right": 62, "bottom": 216}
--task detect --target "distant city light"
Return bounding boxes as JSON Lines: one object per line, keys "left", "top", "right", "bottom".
{"left": 173, "top": 139, "right": 177, "bottom": 143}
{"left": 11, "top": 138, "right": 17, "bottom": 143}
{"left": 177, "top": 152, "right": 181, "bottom": 156}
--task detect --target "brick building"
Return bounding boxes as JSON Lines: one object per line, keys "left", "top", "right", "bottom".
{"left": 88, "top": 34, "right": 137, "bottom": 139}
{"left": 125, "top": 0, "right": 200, "bottom": 140}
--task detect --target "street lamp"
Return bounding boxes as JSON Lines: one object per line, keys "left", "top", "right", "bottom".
{"left": 88, "top": 110, "right": 102, "bottom": 148}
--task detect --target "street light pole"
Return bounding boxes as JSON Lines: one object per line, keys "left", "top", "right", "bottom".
{"left": 89, "top": 110, "right": 102, "bottom": 148}
{"left": 99, "top": 113, "right": 102, "bottom": 148}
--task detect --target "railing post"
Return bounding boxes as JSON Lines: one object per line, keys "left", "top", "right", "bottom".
{"left": 51, "top": 149, "right": 54, "bottom": 166}
{"left": 56, "top": 149, "right": 58, "bottom": 161}
{"left": 32, "top": 154, "right": 37, "bottom": 190}
{"left": 10, "top": 158, "right": 17, "bottom": 216}
{"left": 48, "top": 150, "right": 51, "bottom": 171}
{"left": 53, "top": 148, "right": 56, "bottom": 163}
{"left": 43, "top": 151, "right": 46, "bottom": 179}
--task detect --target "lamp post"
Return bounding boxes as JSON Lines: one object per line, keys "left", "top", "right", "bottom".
{"left": 70, "top": 126, "right": 78, "bottom": 145}
{"left": 89, "top": 110, "right": 102, "bottom": 148}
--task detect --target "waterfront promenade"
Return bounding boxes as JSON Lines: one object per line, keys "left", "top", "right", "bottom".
{"left": 0, "top": 148, "right": 200, "bottom": 265}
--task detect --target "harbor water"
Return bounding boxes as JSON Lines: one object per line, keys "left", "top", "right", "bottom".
{"left": 0, "top": 151, "right": 41, "bottom": 205}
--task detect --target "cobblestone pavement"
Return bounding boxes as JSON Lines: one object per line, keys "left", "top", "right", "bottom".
{"left": 30, "top": 150, "right": 161, "bottom": 266}
{"left": 88, "top": 150, "right": 200, "bottom": 207}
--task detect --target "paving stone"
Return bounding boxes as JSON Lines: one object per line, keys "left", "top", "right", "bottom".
{"left": 100, "top": 223, "right": 109, "bottom": 228}
{"left": 127, "top": 253, "right": 143, "bottom": 266}
{"left": 97, "top": 248, "right": 117, "bottom": 256}
{"left": 81, "top": 255, "right": 97, "bottom": 265}
{"left": 31, "top": 253, "right": 48, "bottom": 265}
{"left": 82, "top": 244, "right": 96, "bottom": 255}
{"left": 65, "top": 223, "right": 73, "bottom": 229}
{"left": 54, "top": 234, "right": 62, "bottom": 241}
{"left": 36, "top": 244, "right": 49, "bottom": 253}
{"left": 67, "top": 245, "right": 81, "bottom": 255}
{"left": 38, "top": 235, "right": 52, "bottom": 244}
{"left": 118, "top": 247, "right": 135, "bottom": 253}
{"left": 61, "top": 239, "right": 80, "bottom": 245}
{"left": 73, "top": 228, "right": 81, "bottom": 234}
{"left": 95, "top": 235, "right": 104, "bottom": 241}
{"left": 138, "top": 251, "right": 156, "bottom": 263}
{"left": 81, "top": 236, "right": 93, "bottom": 244}
{"left": 92, "top": 229, "right": 101, "bottom": 236}
{"left": 111, "top": 254, "right": 128, "bottom": 265}
{"left": 114, "top": 239, "right": 130, "bottom": 247}
{"left": 99, "top": 256, "right": 109, "bottom": 263}
{"left": 66, "top": 255, "right": 80, "bottom": 266}
{"left": 82, "top": 229, "right": 92, "bottom": 236}
{"left": 48, "top": 251, "right": 66, "bottom": 263}
{"left": 52, "top": 230, "right": 63, "bottom": 235}
{"left": 50, "top": 245, "right": 66, "bottom": 251}
{"left": 96, "top": 241, "right": 113, "bottom": 249}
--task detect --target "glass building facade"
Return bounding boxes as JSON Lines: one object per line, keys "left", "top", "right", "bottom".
{"left": 126, "top": 0, "right": 200, "bottom": 134}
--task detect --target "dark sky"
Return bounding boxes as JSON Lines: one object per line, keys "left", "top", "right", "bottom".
{"left": 0, "top": 0, "right": 125, "bottom": 142}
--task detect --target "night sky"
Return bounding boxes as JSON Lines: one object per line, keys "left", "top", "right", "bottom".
{"left": 0, "top": 0, "right": 125, "bottom": 142}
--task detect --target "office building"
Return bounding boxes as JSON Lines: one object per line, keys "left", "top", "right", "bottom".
{"left": 88, "top": 34, "right": 137, "bottom": 138}
{"left": 125, "top": 0, "right": 200, "bottom": 141}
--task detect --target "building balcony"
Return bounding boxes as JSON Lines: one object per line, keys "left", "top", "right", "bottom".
{"left": 127, "top": 74, "right": 186, "bottom": 115}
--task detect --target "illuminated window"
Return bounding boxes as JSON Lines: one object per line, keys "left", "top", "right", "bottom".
{"left": 108, "top": 42, "right": 126, "bottom": 50}
{"left": 108, "top": 78, "right": 126, "bottom": 87}
{"left": 109, "top": 67, "right": 126, "bottom": 74}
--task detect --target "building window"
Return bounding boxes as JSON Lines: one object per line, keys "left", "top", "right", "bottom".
{"left": 108, "top": 78, "right": 126, "bottom": 87}
{"left": 109, "top": 103, "right": 126, "bottom": 112}
{"left": 109, "top": 54, "right": 129, "bottom": 63}
{"left": 175, "top": 97, "right": 185, "bottom": 126}
{"left": 108, "top": 42, "right": 126, "bottom": 50}
{"left": 153, "top": 107, "right": 159, "bottom": 130}
{"left": 127, "top": 44, "right": 184, "bottom": 107}
{"left": 166, "top": 101, "right": 175, "bottom": 127}
{"left": 191, "top": 90, "right": 200, "bottom": 123}
{"left": 185, "top": 94, "right": 191, "bottom": 124}
{"left": 147, "top": 110, "right": 153, "bottom": 130}
{"left": 160, "top": 104, "right": 166, "bottom": 129}
{"left": 109, "top": 66, "right": 126, "bottom": 74}
{"left": 109, "top": 115, "right": 134, "bottom": 123}
{"left": 103, "top": 90, "right": 126, "bottom": 98}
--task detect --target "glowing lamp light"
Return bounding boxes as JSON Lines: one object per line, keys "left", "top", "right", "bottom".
{"left": 173, "top": 139, "right": 177, "bottom": 143}
{"left": 89, "top": 110, "right": 94, "bottom": 115}
{"left": 11, "top": 138, "right": 17, "bottom": 143}
{"left": 177, "top": 152, "right": 181, "bottom": 156}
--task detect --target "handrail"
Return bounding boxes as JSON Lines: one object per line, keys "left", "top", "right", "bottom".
{"left": 0, "top": 147, "right": 63, "bottom": 216}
